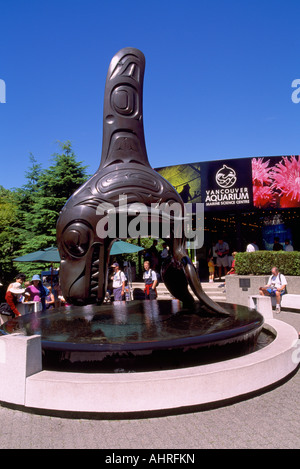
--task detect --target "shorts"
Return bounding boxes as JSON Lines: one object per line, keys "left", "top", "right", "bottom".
{"left": 266, "top": 288, "right": 285, "bottom": 296}
{"left": 216, "top": 256, "right": 228, "bottom": 267}
{"left": 144, "top": 283, "right": 157, "bottom": 300}
{"left": 113, "top": 287, "right": 123, "bottom": 301}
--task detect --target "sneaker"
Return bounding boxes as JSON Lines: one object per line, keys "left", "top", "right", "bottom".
{"left": 276, "top": 304, "right": 281, "bottom": 314}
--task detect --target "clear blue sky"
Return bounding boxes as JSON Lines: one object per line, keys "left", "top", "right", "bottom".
{"left": 1, "top": 0, "right": 300, "bottom": 190}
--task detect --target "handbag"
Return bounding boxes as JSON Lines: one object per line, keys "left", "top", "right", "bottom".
{"left": 0, "top": 302, "right": 15, "bottom": 318}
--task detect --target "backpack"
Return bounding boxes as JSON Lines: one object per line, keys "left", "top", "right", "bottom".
{"left": 279, "top": 273, "right": 287, "bottom": 294}
{"left": 144, "top": 269, "right": 160, "bottom": 286}
{"left": 0, "top": 303, "right": 15, "bottom": 317}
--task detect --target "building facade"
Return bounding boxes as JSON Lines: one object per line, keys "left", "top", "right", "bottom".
{"left": 156, "top": 155, "right": 300, "bottom": 277}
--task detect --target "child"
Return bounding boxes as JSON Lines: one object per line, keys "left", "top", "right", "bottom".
{"left": 45, "top": 286, "right": 55, "bottom": 309}
{"left": 227, "top": 252, "right": 237, "bottom": 275}
{"left": 208, "top": 257, "right": 215, "bottom": 283}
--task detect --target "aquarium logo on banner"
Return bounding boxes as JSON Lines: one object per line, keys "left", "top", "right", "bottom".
{"left": 215, "top": 165, "right": 237, "bottom": 188}
{"left": 203, "top": 160, "right": 252, "bottom": 210}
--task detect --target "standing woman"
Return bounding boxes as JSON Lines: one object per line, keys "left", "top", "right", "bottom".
{"left": 25, "top": 275, "right": 49, "bottom": 311}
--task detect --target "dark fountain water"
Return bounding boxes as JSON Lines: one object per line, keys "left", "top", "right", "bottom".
{"left": 0, "top": 299, "right": 272, "bottom": 373}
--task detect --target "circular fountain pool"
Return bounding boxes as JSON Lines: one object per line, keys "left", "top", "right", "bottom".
{"left": 1, "top": 299, "right": 266, "bottom": 372}
{"left": 1, "top": 300, "right": 298, "bottom": 415}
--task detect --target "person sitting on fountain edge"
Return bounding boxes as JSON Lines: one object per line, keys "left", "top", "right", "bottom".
{"left": 143, "top": 260, "right": 158, "bottom": 300}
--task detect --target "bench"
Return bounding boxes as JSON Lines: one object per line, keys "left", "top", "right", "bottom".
{"left": 249, "top": 295, "right": 273, "bottom": 319}
{"left": 281, "top": 294, "right": 300, "bottom": 310}
{"left": 249, "top": 293, "right": 300, "bottom": 318}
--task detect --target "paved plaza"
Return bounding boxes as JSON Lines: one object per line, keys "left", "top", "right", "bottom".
{"left": 0, "top": 310, "right": 299, "bottom": 450}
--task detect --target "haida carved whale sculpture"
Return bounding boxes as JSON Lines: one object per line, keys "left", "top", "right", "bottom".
{"left": 56, "top": 47, "right": 227, "bottom": 315}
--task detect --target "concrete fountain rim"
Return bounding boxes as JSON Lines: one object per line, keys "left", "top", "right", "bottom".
{"left": 0, "top": 317, "right": 297, "bottom": 416}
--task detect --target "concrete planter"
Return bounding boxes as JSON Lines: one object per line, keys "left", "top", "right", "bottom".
{"left": 225, "top": 275, "right": 300, "bottom": 307}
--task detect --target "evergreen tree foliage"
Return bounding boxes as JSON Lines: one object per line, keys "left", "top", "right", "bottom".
{"left": 0, "top": 141, "right": 89, "bottom": 292}
{"left": 14, "top": 153, "right": 43, "bottom": 249}
{"left": 22, "top": 141, "right": 88, "bottom": 251}
{"left": 0, "top": 186, "right": 19, "bottom": 286}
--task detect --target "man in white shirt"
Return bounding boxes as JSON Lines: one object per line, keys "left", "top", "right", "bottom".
{"left": 246, "top": 241, "right": 259, "bottom": 252}
{"left": 259, "top": 266, "right": 287, "bottom": 313}
{"left": 111, "top": 263, "right": 126, "bottom": 302}
{"left": 284, "top": 239, "right": 294, "bottom": 251}
{"left": 143, "top": 260, "right": 158, "bottom": 300}
{"left": 160, "top": 243, "right": 169, "bottom": 259}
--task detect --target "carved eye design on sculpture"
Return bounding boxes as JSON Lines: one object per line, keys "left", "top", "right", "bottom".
{"left": 111, "top": 85, "right": 139, "bottom": 117}
{"left": 62, "top": 222, "right": 92, "bottom": 257}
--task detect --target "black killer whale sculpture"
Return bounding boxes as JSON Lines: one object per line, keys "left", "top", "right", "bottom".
{"left": 56, "top": 47, "right": 227, "bottom": 315}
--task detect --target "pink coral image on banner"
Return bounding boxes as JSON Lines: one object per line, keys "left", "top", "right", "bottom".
{"left": 271, "top": 156, "right": 300, "bottom": 208}
{"left": 252, "top": 156, "right": 300, "bottom": 209}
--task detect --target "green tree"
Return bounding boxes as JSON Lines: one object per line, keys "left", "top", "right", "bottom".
{"left": 0, "top": 186, "right": 19, "bottom": 294}
{"left": 11, "top": 154, "right": 45, "bottom": 281}
{"left": 13, "top": 142, "right": 88, "bottom": 280}
{"left": 14, "top": 154, "right": 43, "bottom": 248}
{"left": 20, "top": 141, "right": 88, "bottom": 252}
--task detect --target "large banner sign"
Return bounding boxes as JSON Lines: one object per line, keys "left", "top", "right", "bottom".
{"left": 156, "top": 155, "right": 300, "bottom": 211}
{"left": 200, "top": 159, "right": 253, "bottom": 211}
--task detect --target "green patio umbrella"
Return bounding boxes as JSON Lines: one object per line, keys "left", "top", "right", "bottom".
{"left": 110, "top": 240, "right": 144, "bottom": 255}
{"left": 13, "top": 247, "right": 61, "bottom": 263}
{"left": 13, "top": 247, "right": 60, "bottom": 287}
{"left": 13, "top": 241, "right": 144, "bottom": 263}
